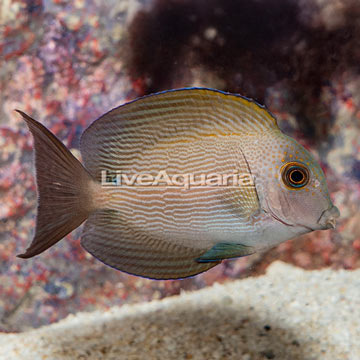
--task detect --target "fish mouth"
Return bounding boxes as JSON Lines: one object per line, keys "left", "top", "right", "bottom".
{"left": 317, "top": 205, "right": 340, "bottom": 230}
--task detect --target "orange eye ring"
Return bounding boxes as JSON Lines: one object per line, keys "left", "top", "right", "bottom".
{"left": 281, "top": 162, "right": 309, "bottom": 189}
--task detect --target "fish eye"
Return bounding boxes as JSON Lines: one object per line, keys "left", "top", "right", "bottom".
{"left": 281, "top": 162, "right": 309, "bottom": 189}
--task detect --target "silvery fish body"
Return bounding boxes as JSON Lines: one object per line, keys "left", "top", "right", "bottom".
{"left": 17, "top": 88, "right": 339, "bottom": 279}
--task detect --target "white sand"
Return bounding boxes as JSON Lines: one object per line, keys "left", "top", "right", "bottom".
{"left": 0, "top": 261, "right": 359, "bottom": 360}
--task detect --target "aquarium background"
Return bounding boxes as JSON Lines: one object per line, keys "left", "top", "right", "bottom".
{"left": 0, "top": 0, "right": 359, "bottom": 332}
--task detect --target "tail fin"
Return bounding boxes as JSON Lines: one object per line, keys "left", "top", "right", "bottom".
{"left": 16, "top": 110, "right": 97, "bottom": 258}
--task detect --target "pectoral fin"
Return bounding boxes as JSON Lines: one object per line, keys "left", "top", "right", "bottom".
{"left": 196, "top": 242, "right": 255, "bottom": 263}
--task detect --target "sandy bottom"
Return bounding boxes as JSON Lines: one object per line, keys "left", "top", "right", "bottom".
{"left": 0, "top": 261, "right": 359, "bottom": 360}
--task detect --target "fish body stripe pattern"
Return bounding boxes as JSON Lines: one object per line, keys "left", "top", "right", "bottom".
{"left": 78, "top": 89, "right": 270, "bottom": 278}
{"left": 92, "top": 138, "right": 260, "bottom": 248}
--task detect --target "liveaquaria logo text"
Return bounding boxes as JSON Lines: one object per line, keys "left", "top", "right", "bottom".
{"left": 101, "top": 170, "right": 255, "bottom": 189}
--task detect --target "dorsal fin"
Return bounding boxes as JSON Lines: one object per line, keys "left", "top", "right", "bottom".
{"left": 80, "top": 88, "right": 279, "bottom": 180}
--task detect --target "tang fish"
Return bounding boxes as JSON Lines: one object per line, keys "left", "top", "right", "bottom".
{"left": 16, "top": 88, "right": 340, "bottom": 279}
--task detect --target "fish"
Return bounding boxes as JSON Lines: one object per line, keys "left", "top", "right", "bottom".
{"left": 16, "top": 88, "right": 340, "bottom": 280}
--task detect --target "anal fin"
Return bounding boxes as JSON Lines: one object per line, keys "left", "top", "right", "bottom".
{"left": 196, "top": 242, "right": 255, "bottom": 263}
{"left": 81, "top": 209, "right": 221, "bottom": 280}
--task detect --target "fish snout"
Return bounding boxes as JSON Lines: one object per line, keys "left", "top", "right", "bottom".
{"left": 318, "top": 205, "right": 340, "bottom": 230}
